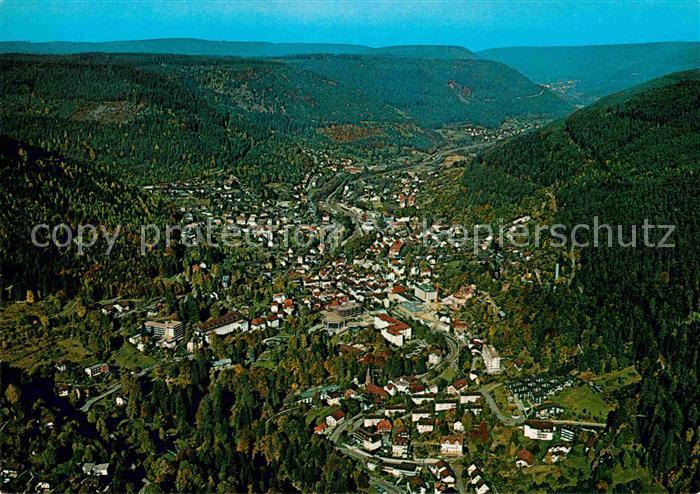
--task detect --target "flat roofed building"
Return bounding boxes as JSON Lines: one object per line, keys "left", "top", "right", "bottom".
{"left": 414, "top": 283, "right": 437, "bottom": 302}
{"left": 482, "top": 344, "right": 501, "bottom": 374}
{"left": 144, "top": 320, "right": 184, "bottom": 341}
{"left": 322, "top": 302, "right": 363, "bottom": 334}
{"left": 196, "top": 312, "right": 248, "bottom": 341}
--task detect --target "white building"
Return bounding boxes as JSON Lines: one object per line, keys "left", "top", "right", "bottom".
{"left": 523, "top": 422, "right": 556, "bottom": 441}
{"left": 411, "top": 410, "right": 432, "bottom": 422}
{"left": 435, "top": 400, "right": 458, "bottom": 412}
{"left": 440, "top": 436, "right": 463, "bottom": 456}
{"left": 414, "top": 283, "right": 437, "bottom": 303}
{"left": 460, "top": 394, "right": 482, "bottom": 405}
{"left": 325, "top": 409, "right": 345, "bottom": 427}
{"left": 144, "top": 320, "right": 184, "bottom": 342}
{"left": 417, "top": 419, "right": 435, "bottom": 434}
{"left": 374, "top": 314, "right": 412, "bottom": 347}
{"left": 197, "top": 312, "right": 249, "bottom": 342}
{"left": 391, "top": 437, "right": 409, "bottom": 457}
{"left": 482, "top": 344, "right": 501, "bottom": 374}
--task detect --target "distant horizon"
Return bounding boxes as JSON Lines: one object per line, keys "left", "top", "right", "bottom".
{"left": 1, "top": 37, "right": 699, "bottom": 53}
{"left": 1, "top": 0, "right": 697, "bottom": 51}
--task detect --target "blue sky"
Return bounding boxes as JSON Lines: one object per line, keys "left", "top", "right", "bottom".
{"left": 0, "top": 1, "right": 698, "bottom": 50}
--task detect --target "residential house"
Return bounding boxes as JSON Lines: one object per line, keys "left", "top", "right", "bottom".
{"left": 84, "top": 363, "right": 109, "bottom": 378}
{"left": 411, "top": 393, "right": 435, "bottom": 405}
{"left": 384, "top": 405, "right": 406, "bottom": 417}
{"left": 355, "top": 428, "right": 382, "bottom": 452}
{"left": 447, "top": 379, "right": 469, "bottom": 395}
{"left": 435, "top": 400, "right": 458, "bottom": 412}
{"left": 417, "top": 418, "right": 435, "bottom": 434}
{"left": 411, "top": 409, "right": 433, "bottom": 422}
{"left": 392, "top": 435, "right": 410, "bottom": 457}
{"left": 363, "top": 416, "right": 383, "bottom": 428}
{"left": 460, "top": 393, "right": 482, "bottom": 405}
{"left": 389, "top": 240, "right": 404, "bottom": 259}
{"left": 428, "top": 352, "right": 442, "bottom": 366}
{"left": 376, "top": 418, "right": 393, "bottom": 434}
{"left": 250, "top": 318, "right": 266, "bottom": 331}
{"left": 406, "top": 475, "right": 427, "bottom": 494}
{"left": 440, "top": 436, "right": 463, "bottom": 456}
{"left": 515, "top": 449, "right": 535, "bottom": 468}
{"left": 545, "top": 445, "right": 571, "bottom": 463}
{"left": 384, "top": 462, "right": 420, "bottom": 478}
{"left": 82, "top": 463, "right": 109, "bottom": 477}
{"left": 325, "top": 409, "right": 345, "bottom": 428}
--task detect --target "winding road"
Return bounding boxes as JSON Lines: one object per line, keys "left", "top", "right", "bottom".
{"left": 79, "top": 366, "right": 152, "bottom": 413}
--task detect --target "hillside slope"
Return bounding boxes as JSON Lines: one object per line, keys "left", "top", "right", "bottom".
{"left": 461, "top": 70, "right": 699, "bottom": 490}
{"left": 0, "top": 53, "right": 411, "bottom": 185}
{"left": 0, "top": 55, "right": 251, "bottom": 184}
{"left": 478, "top": 42, "right": 700, "bottom": 104}
{"left": 0, "top": 52, "right": 571, "bottom": 186}
{"left": 287, "top": 55, "right": 572, "bottom": 127}
{"left": 0, "top": 136, "right": 174, "bottom": 300}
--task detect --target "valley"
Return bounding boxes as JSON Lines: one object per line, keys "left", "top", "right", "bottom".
{"left": 0, "top": 41, "right": 698, "bottom": 494}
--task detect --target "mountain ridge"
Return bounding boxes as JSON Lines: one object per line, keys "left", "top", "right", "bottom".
{"left": 447, "top": 70, "right": 699, "bottom": 490}
{"left": 478, "top": 41, "right": 700, "bottom": 104}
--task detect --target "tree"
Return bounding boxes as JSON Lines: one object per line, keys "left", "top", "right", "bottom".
{"left": 4, "top": 383, "right": 21, "bottom": 405}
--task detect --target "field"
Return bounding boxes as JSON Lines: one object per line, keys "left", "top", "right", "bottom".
{"left": 593, "top": 366, "right": 641, "bottom": 392}
{"left": 0, "top": 302, "right": 89, "bottom": 370}
{"left": 491, "top": 384, "right": 511, "bottom": 411}
{"left": 552, "top": 386, "right": 612, "bottom": 422}
{"left": 111, "top": 343, "right": 155, "bottom": 371}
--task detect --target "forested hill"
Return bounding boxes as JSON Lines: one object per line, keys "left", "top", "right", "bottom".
{"left": 0, "top": 136, "right": 177, "bottom": 301}
{"left": 478, "top": 41, "right": 700, "bottom": 105}
{"left": 0, "top": 55, "right": 251, "bottom": 184}
{"left": 461, "top": 70, "right": 699, "bottom": 490}
{"left": 0, "top": 54, "right": 404, "bottom": 186}
{"left": 287, "top": 54, "right": 572, "bottom": 127}
{"left": 0, "top": 52, "right": 570, "bottom": 186}
{"left": 0, "top": 39, "right": 477, "bottom": 60}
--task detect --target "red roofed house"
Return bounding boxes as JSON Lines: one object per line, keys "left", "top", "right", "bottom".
{"left": 365, "top": 383, "right": 389, "bottom": 400}
{"left": 283, "top": 298, "right": 295, "bottom": 316}
{"left": 250, "top": 318, "right": 266, "bottom": 331}
{"left": 388, "top": 284, "right": 410, "bottom": 303}
{"left": 447, "top": 378, "right": 470, "bottom": 395}
{"left": 326, "top": 409, "right": 346, "bottom": 428}
{"left": 376, "top": 418, "right": 393, "bottom": 434}
{"left": 314, "top": 422, "right": 328, "bottom": 435}
{"left": 374, "top": 314, "right": 412, "bottom": 347}
{"left": 389, "top": 240, "right": 403, "bottom": 259}
{"left": 516, "top": 449, "right": 535, "bottom": 468}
